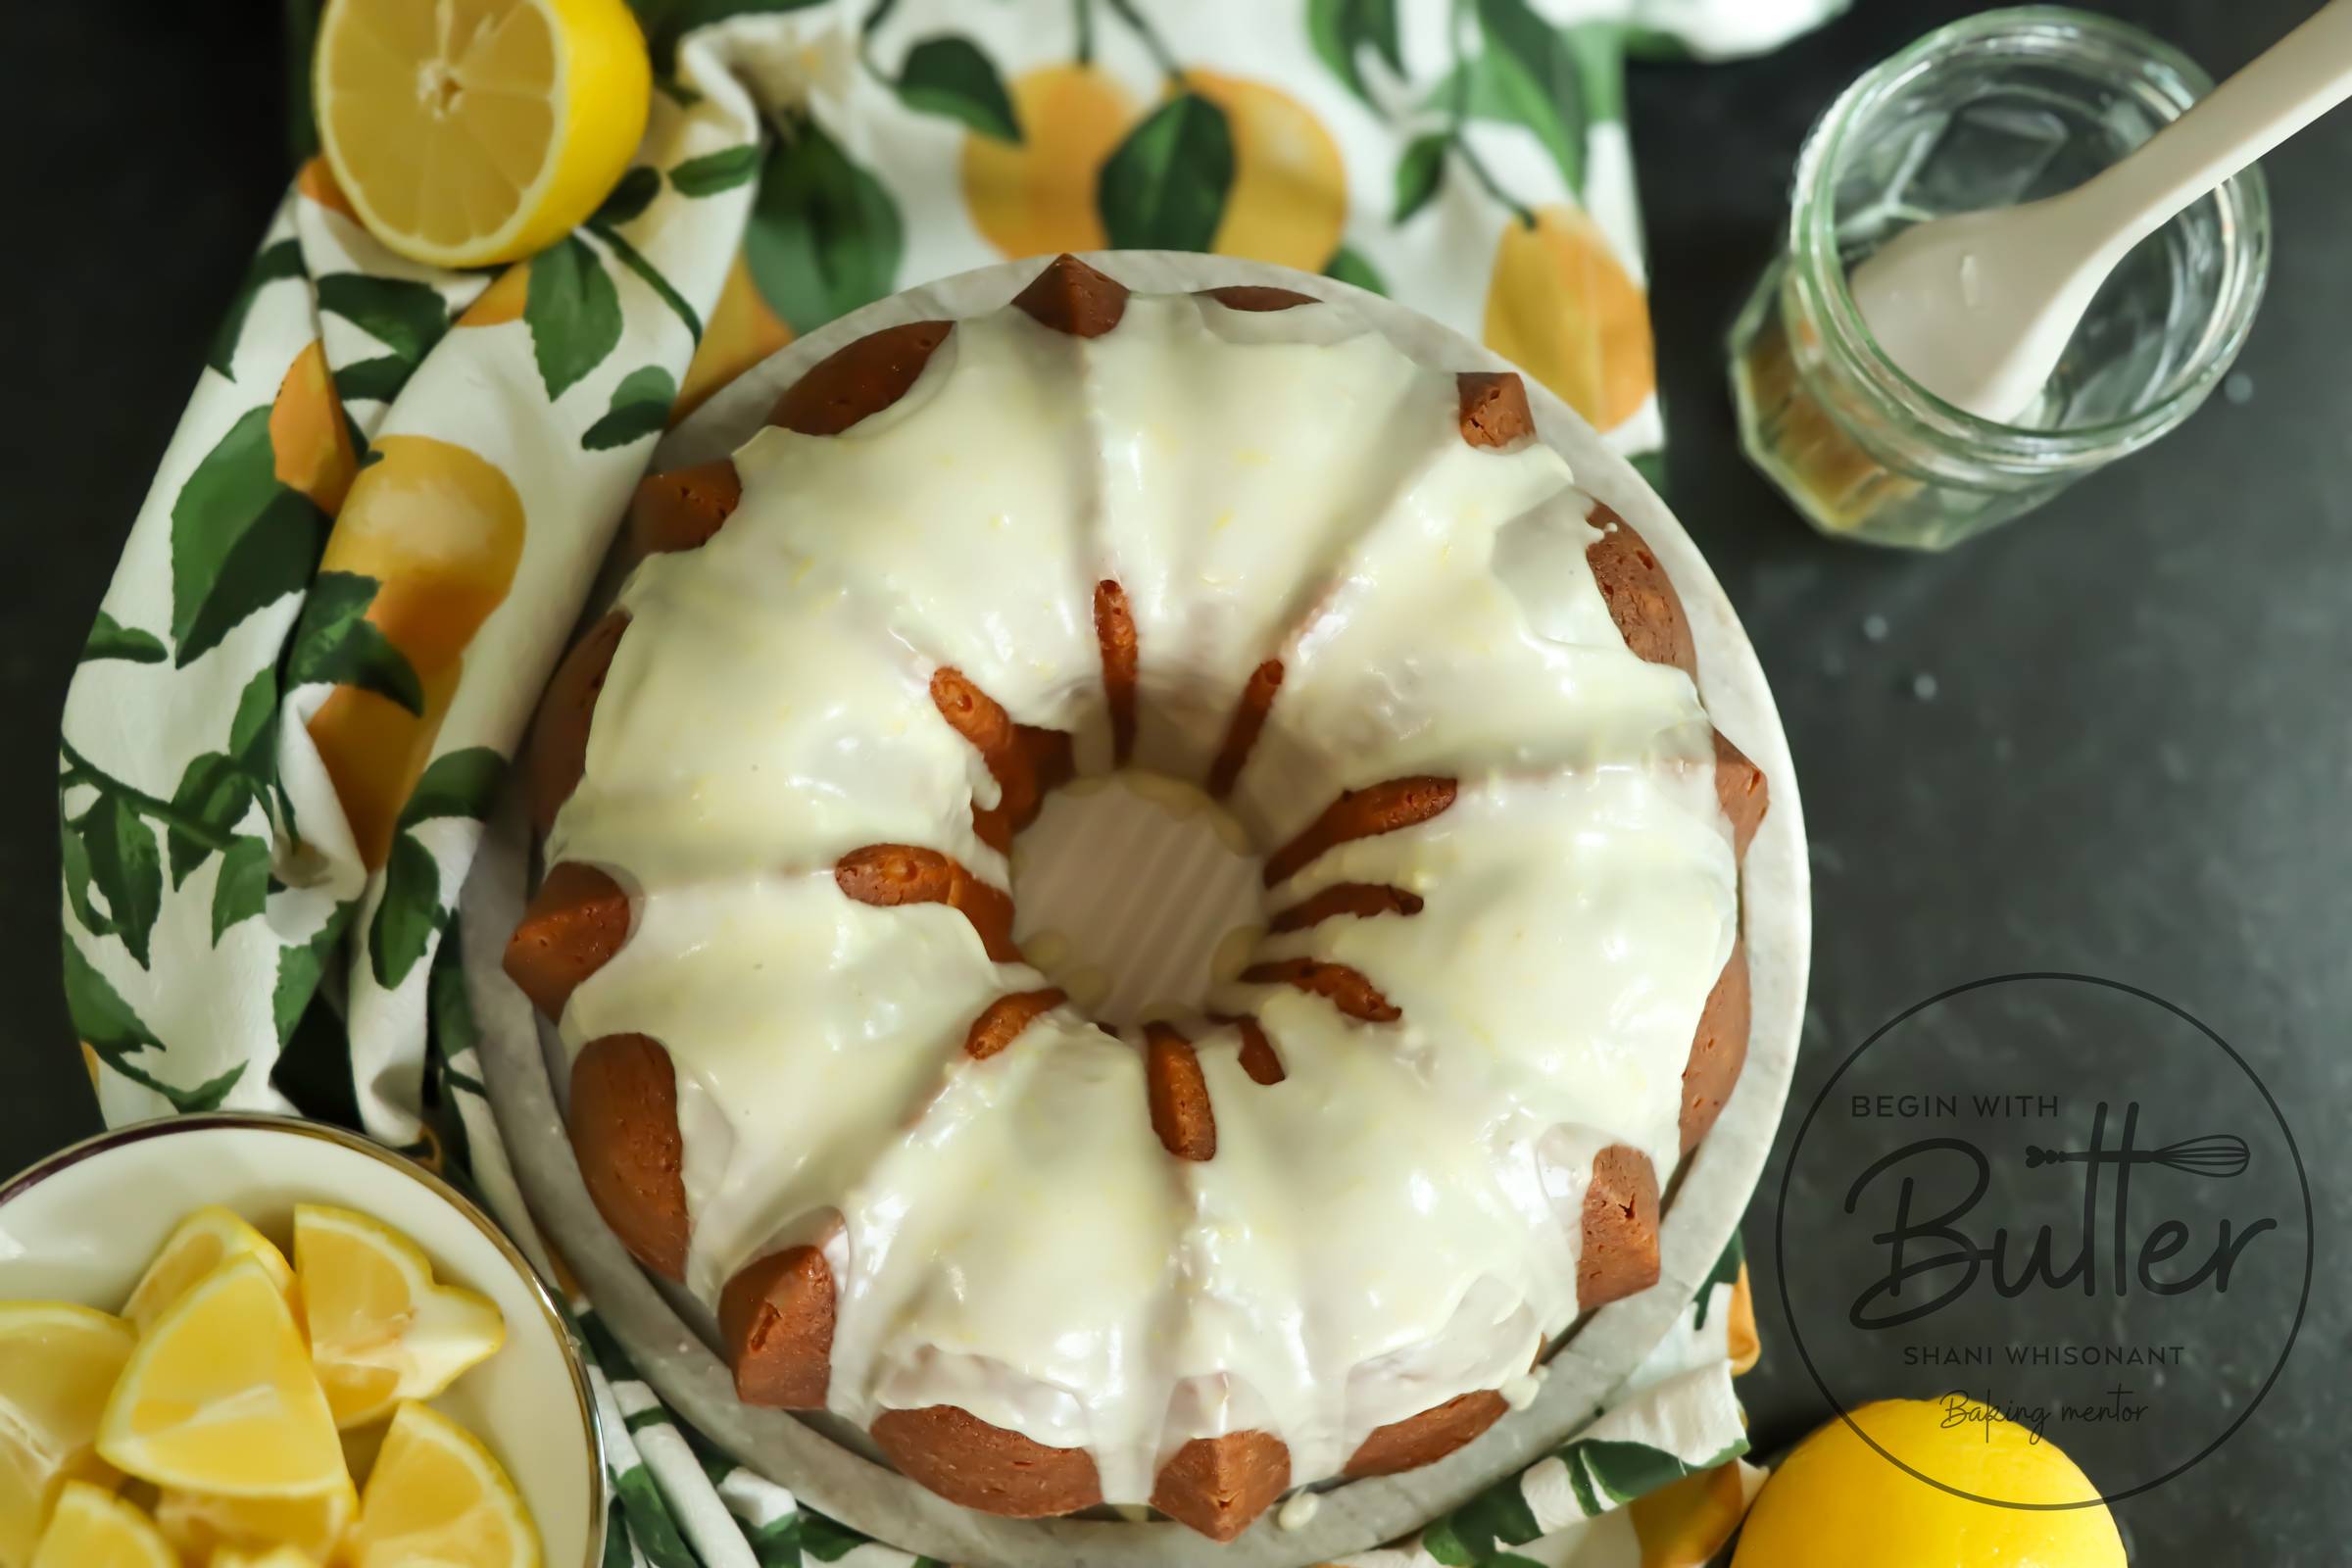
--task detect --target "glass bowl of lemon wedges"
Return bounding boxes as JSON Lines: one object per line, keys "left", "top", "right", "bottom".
{"left": 0, "top": 1113, "right": 601, "bottom": 1568}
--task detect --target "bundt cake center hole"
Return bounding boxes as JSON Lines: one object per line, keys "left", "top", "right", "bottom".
{"left": 1008, "top": 771, "right": 1265, "bottom": 1029}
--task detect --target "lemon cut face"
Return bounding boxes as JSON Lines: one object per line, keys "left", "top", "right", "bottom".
{"left": 348, "top": 1401, "right": 539, "bottom": 1568}
{"left": 314, "top": 0, "right": 651, "bottom": 268}
{"left": 95, "top": 1258, "right": 345, "bottom": 1500}
{"left": 27, "top": 1481, "right": 175, "bottom": 1568}
{"left": 0, "top": 1302, "right": 136, "bottom": 1568}
{"left": 120, "top": 1205, "right": 295, "bottom": 1336}
{"left": 293, "top": 1204, "right": 506, "bottom": 1430}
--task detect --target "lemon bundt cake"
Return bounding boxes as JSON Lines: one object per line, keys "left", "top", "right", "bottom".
{"left": 504, "top": 256, "right": 1767, "bottom": 1543}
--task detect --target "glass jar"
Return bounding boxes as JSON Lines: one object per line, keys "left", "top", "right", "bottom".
{"left": 1729, "top": 7, "right": 2271, "bottom": 550}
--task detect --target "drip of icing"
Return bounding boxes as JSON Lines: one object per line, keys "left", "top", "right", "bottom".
{"left": 553, "top": 287, "right": 1740, "bottom": 1503}
{"left": 1500, "top": 1367, "right": 1546, "bottom": 1412}
{"left": 1276, "top": 1490, "right": 1322, "bottom": 1531}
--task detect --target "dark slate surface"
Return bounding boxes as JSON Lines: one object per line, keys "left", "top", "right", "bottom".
{"left": 5, "top": 2, "right": 2342, "bottom": 1558}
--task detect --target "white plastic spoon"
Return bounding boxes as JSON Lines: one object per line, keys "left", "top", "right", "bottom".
{"left": 1849, "top": 0, "right": 2352, "bottom": 423}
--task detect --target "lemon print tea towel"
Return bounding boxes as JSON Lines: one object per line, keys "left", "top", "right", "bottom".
{"left": 59, "top": 3, "right": 1838, "bottom": 1565}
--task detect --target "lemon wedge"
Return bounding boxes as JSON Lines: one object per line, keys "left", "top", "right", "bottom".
{"left": 294, "top": 1205, "right": 506, "bottom": 1430}
{"left": 96, "top": 1258, "right": 344, "bottom": 1499}
{"left": 0, "top": 1301, "right": 136, "bottom": 1567}
{"left": 313, "top": 0, "right": 652, "bottom": 268}
{"left": 154, "top": 1480, "right": 356, "bottom": 1564}
{"left": 348, "top": 1402, "right": 538, "bottom": 1568}
{"left": 121, "top": 1205, "right": 295, "bottom": 1335}
{"left": 27, "top": 1481, "right": 174, "bottom": 1568}
{"left": 210, "top": 1547, "right": 323, "bottom": 1568}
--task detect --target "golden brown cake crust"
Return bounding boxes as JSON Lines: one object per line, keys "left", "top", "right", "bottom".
{"left": 1264, "top": 776, "right": 1457, "bottom": 888}
{"left": 627, "top": 459, "right": 743, "bottom": 557}
{"left": 1681, "top": 941, "right": 1750, "bottom": 1153}
{"left": 504, "top": 861, "right": 630, "bottom": 1022}
{"left": 1713, "top": 729, "right": 1769, "bottom": 858}
{"left": 526, "top": 611, "right": 628, "bottom": 836}
{"left": 568, "top": 1033, "right": 689, "bottom": 1280}
{"left": 1197, "top": 284, "right": 1318, "bottom": 313}
{"left": 1146, "top": 1023, "right": 1217, "bottom": 1161}
{"left": 1224, "top": 1013, "right": 1286, "bottom": 1085}
{"left": 1206, "top": 659, "right": 1283, "bottom": 800}
{"left": 1578, "top": 1143, "right": 1662, "bottom": 1309}
{"left": 929, "top": 666, "right": 1072, "bottom": 852}
{"left": 768, "top": 319, "right": 954, "bottom": 435}
{"left": 1584, "top": 502, "right": 1698, "bottom": 680}
{"left": 720, "top": 1244, "right": 834, "bottom": 1407}
{"left": 1152, "top": 1431, "right": 1292, "bottom": 1542}
{"left": 1268, "top": 881, "right": 1423, "bottom": 933}
{"left": 1343, "top": 1391, "right": 1509, "bottom": 1478}
{"left": 833, "top": 845, "right": 1019, "bottom": 961}
{"left": 870, "top": 1405, "right": 1103, "bottom": 1518}
{"left": 963, "top": 989, "right": 1066, "bottom": 1061}
{"left": 1012, "top": 253, "right": 1129, "bottom": 338}
{"left": 1240, "top": 957, "right": 1400, "bottom": 1023}
{"left": 1094, "top": 579, "right": 1139, "bottom": 765}
{"left": 1456, "top": 370, "right": 1536, "bottom": 449}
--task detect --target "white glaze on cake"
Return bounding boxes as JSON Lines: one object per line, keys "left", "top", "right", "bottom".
{"left": 548, "top": 287, "right": 1740, "bottom": 1503}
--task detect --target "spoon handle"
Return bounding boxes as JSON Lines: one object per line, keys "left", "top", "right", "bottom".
{"left": 2079, "top": 0, "right": 2352, "bottom": 261}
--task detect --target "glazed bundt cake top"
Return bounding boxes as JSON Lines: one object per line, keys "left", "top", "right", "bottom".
{"left": 509, "top": 256, "right": 1765, "bottom": 1541}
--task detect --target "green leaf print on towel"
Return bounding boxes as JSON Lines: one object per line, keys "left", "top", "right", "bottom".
{"left": 525, "top": 235, "right": 629, "bottom": 400}
{"left": 745, "top": 117, "right": 904, "bottom": 335}
{"left": 1307, "top": 0, "right": 1403, "bottom": 107}
{"left": 669, "top": 145, "right": 762, "bottom": 198}
{"left": 169, "top": 406, "right": 329, "bottom": 666}
{"left": 288, "top": 572, "right": 427, "bottom": 716}
{"left": 1098, "top": 94, "right": 1235, "bottom": 252}
{"left": 81, "top": 612, "right": 168, "bottom": 666}
{"left": 368, "top": 747, "right": 506, "bottom": 990}
{"left": 893, "top": 36, "right": 1022, "bottom": 143}
{"left": 582, "top": 366, "right": 680, "bottom": 451}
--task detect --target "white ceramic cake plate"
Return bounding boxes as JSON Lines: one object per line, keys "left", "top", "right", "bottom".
{"left": 464, "top": 252, "right": 1811, "bottom": 1568}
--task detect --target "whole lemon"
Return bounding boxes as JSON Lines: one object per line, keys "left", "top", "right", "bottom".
{"left": 1733, "top": 1398, "right": 2126, "bottom": 1568}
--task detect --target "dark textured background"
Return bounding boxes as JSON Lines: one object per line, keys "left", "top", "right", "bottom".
{"left": 4, "top": 2, "right": 2343, "bottom": 1559}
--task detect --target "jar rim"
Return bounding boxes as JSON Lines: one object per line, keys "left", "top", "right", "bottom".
{"left": 1789, "top": 5, "right": 2272, "bottom": 473}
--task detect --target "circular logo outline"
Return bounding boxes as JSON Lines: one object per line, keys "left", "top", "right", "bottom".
{"left": 1773, "top": 971, "right": 2313, "bottom": 1508}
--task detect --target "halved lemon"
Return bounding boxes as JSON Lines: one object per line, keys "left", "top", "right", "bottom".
{"left": 27, "top": 1481, "right": 174, "bottom": 1568}
{"left": 121, "top": 1206, "right": 295, "bottom": 1335}
{"left": 293, "top": 1205, "right": 506, "bottom": 1430}
{"left": 96, "top": 1258, "right": 344, "bottom": 1499}
{"left": 313, "top": 0, "right": 652, "bottom": 268}
{"left": 348, "top": 1402, "right": 538, "bottom": 1568}
{"left": 0, "top": 1301, "right": 136, "bottom": 1567}
{"left": 153, "top": 1479, "right": 357, "bottom": 1563}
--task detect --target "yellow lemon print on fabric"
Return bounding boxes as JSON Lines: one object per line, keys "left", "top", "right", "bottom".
{"left": 1725, "top": 1260, "right": 1759, "bottom": 1374}
{"left": 1628, "top": 1462, "right": 1750, "bottom": 1568}
{"left": 672, "top": 251, "right": 793, "bottom": 424}
{"left": 1484, "top": 204, "right": 1656, "bottom": 435}
{"left": 271, "top": 341, "right": 359, "bottom": 516}
{"left": 1732, "top": 1397, "right": 2124, "bottom": 1568}
{"left": 1181, "top": 72, "right": 1346, "bottom": 273}
{"left": 295, "top": 155, "right": 360, "bottom": 224}
{"left": 962, "top": 64, "right": 1136, "bottom": 259}
{"left": 457, "top": 263, "right": 530, "bottom": 329}
{"left": 306, "top": 436, "right": 525, "bottom": 868}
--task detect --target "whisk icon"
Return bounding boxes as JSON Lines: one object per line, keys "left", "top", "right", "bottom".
{"left": 2024, "top": 1134, "right": 2249, "bottom": 1178}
